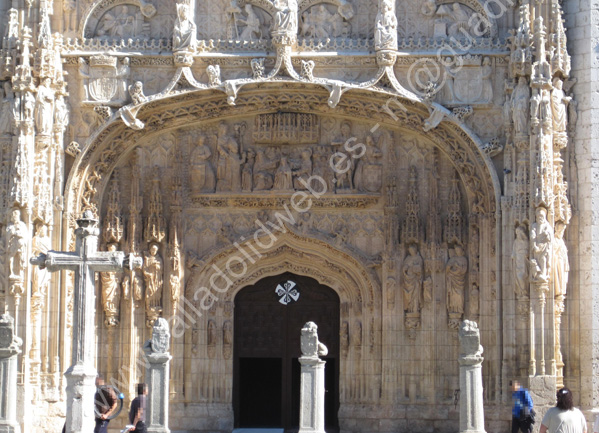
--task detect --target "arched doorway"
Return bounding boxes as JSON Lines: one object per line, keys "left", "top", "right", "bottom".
{"left": 233, "top": 272, "right": 340, "bottom": 431}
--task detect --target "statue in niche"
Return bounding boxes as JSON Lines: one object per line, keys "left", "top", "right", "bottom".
{"left": 242, "top": 149, "right": 255, "bottom": 192}
{"left": 101, "top": 243, "right": 121, "bottom": 327}
{"left": 236, "top": 5, "right": 262, "bottom": 41}
{"left": 7, "top": 209, "right": 27, "bottom": 280}
{"left": 216, "top": 122, "right": 242, "bottom": 192}
{"left": 446, "top": 245, "right": 467, "bottom": 316}
{"left": 540, "top": 89, "right": 552, "bottom": 128}
{"left": 0, "top": 82, "right": 16, "bottom": 135}
{"left": 530, "top": 207, "right": 553, "bottom": 284}
{"left": 402, "top": 244, "right": 423, "bottom": 314}
{"left": 512, "top": 225, "right": 530, "bottom": 300}
{"left": 512, "top": 77, "right": 530, "bottom": 135}
{"left": 34, "top": 77, "right": 55, "bottom": 136}
{"left": 173, "top": 2, "right": 197, "bottom": 52}
{"left": 274, "top": 154, "right": 293, "bottom": 191}
{"left": 375, "top": 0, "right": 397, "bottom": 50}
{"left": 354, "top": 135, "right": 383, "bottom": 193}
{"left": 143, "top": 243, "right": 163, "bottom": 326}
{"left": 551, "top": 78, "right": 571, "bottom": 134}
{"left": 253, "top": 148, "right": 277, "bottom": 191}
{"left": 31, "top": 223, "right": 51, "bottom": 307}
{"left": 481, "top": 57, "right": 493, "bottom": 103}
{"left": 554, "top": 222, "right": 569, "bottom": 298}
{"left": 293, "top": 149, "right": 312, "bottom": 190}
{"left": 273, "top": 0, "right": 298, "bottom": 36}
{"left": 190, "top": 134, "right": 216, "bottom": 194}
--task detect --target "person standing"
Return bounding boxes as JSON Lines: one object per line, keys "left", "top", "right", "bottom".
{"left": 540, "top": 388, "right": 587, "bottom": 433}
{"left": 94, "top": 375, "right": 118, "bottom": 433}
{"left": 512, "top": 380, "right": 535, "bottom": 433}
{"left": 128, "top": 383, "right": 148, "bottom": 433}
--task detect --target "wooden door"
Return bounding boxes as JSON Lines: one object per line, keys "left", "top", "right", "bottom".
{"left": 234, "top": 273, "right": 340, "bottom": 431}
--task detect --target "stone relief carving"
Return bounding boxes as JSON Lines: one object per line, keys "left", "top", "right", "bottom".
{"left": 354, "top": 135, "right": 383, "bottom": 193}
{"left": 512, "top": 225, "right": 529, "bottom": 301}
{"left": 79, "top": 55, "right": 131, "bottom": 105}
{"left": 93, "top": 5, "right": 149, "bottom": 39}
{"left": 434, "top": 2, "right": 487, "bottom": 38}
{"left": 403, "top": 244, "right": 423, "bottom": 329}
{"left": 446, "top": 245, "right": 467, "bottom": 329}
{"left": 216, "top": 122, "right": 242, "bottom": 192}
{"left": 173, "top": 2, "right": 197, "bottom": 52}
{"left": 375, "top": 0, "right": 397, "bottom": 51}
{"left": 7, "top": 208, "right": 27, "bottom": 293}
{"left": 553, "top": 222, "right": 569, "bottom": 299}
{"left": 34, "top": 77, "right": 54, "bottom": 136}
{"left": 31, "top": 223, "right": 51, "bottom": 312}
{"left": 530, "top": 207, "right": 553, "bottom": 284}
{"left": 236, "top": 4, "right": 263, "bottom": 41}
{"left": 101, "top": 243, "right": 122, "bottom": 327}
{"left": 273, "top": 0, "right": 298, "bottom": 38}
{"left": 443, "top": 56, "right": 494, "bottom": 105}
{"left": 143, "top": 242, "right": 163, "bottom": 328}
{"left": 301, "top": 321, "right": 328, "bottom": 358}
{"left": 300, "top": 4, "right": 353, "bottom": 39}
{"left": 190, "top": 134, "right": 216, "bottom": 194}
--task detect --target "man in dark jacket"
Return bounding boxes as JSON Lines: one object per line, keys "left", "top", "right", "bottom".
{"left": 128, "top": 383, "right": 148, "bottom": 433}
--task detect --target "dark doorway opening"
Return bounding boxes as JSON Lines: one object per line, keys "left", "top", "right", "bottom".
{"left": 234, "top": 273, "right": 340, "bottom": 432}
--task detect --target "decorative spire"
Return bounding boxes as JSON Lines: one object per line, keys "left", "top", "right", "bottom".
{"left": 103, "top": 177, "right": 124, "bottom": 245}
{"left": 444, "top": 172, "right": 463, "bottom": 246}
{"left": 145, "top": 169, "right": 166, "bottom": 244}
{"left": 402, "top": 167, "right": 421, "bottom": 245}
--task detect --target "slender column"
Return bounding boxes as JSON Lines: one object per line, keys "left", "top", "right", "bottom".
{"left": 143, "top": 318, "right": 172, "bottom": 433}
{"left": 458, "top": 321, "right": 486, "bottom": 433}
{"left": 298, "top": 322, "right": 327, "bottom": 433}
{"left": 0, "top": 314, "right": 23, "bottom": 433}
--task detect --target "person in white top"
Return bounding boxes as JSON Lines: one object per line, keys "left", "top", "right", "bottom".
{"left": 540, "top": 388, "right": 587, "bottom": 433}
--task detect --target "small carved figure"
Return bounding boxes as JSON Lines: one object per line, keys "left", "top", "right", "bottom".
{"left": 512, "top": 77, "right": 530, "bottom": 135}
{"left": 173, "top": 2, "right": 197, "bottom": 52}
{"left": 54, "top": 94, "right": 69, "bottom": 132}
{"left": 207, "top": 65, "right": 222, "bottom": 86}
{"left": 293, "top": 149, "right": 312, "bottom": 190}
{"left": 300, "top": 321, "right": 328, "bottom": 358}
{"left": 375, "top": 0, "right": 397, "bottom": 50}
{"left": 129, "top": 81, "right": 146, "bottom": 105}
{"left": 530, "top": 207, "right": 553, "bottom": 283}
{"left": 512, "top": 225, "right": 530, "bottom": 300}
{"left": 481, "top": 57, "right": 493, "bottom": 103}
{"left": 101, "top": 243, "right": 121, "bottom": 327}
{"left": 7, "top": 209, "right": 27, "bottom": 279}
{"left": 143, "top": 243, "right": 163, "bottom": 324}
{"left": 190, "top": 134, "right": 216, "bottom": 194}
{"left": 97, "top": 5, "right": 136, "bottom": 38}
{"left": 554, "top": 222, "right": 569, "bottom": 298}
{"left": 0, "top": 82, "right": 16, "bottom": 135}
{"left": 242, "top": 149, "right": 255, "bottom": 192}
{"left": 354, "top": 135, "right": 383, "bottom": 193}
{"left": 63, "top": 0, "right": 77, "bottom": 32}
{"left": 551, "top": 78, "right": 571, "bottom": 133}
{"left": 446, "top": 245, "right": 467, "bottom": 315}
{"left": 237, "top": 4, "right": 262, "bottom": 41}
{"left": 253, "top": 148, "right": 277, "bottom": 191}
{"left": 402, "top": 245, "right": 424, "bottom": 314}
{"left": 150, "top": 318, "right": 170, "bottom": 353}
{"left": 34, "top": 77, "right": 55, "bottom": 136}
{"left": 273, "top": 0, "right": 298, "bottom": 36}
{"left": 215, "top": 122, "right": 242, "bottom": 192}
{"left": 274, "top": 154, "right": 293, "bottom": 191}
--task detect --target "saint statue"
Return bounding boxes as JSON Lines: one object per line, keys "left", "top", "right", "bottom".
{"left": 375, "top": 0, "right": 397, "bottom": 51}
{"left": 241, "top": 149, "right": 255, "bottom": 192}
{"left": 554, "top": 222, "right": 569, "bottom": 298}
{"left": 7, "top": 209, "right": 27, "bottom": 280}
{"left": 481, "top": 57, "right": 493, "bottom": 103}
{"left": 530, "top": 207, "right": 553, "bottom": 283}
{"left": 551, "top": 78, "right": 571, "bottom": 133}
{"left": 190, "top": 134, "right": 216, "bottom": 194}
{"left": 274, "top": 155, "right": 293, "bottom": 191}
{"left": 402, "top": 245, "right": 423, "bottom": 314}
{"left": 216, "top": 122, "right": 242, "bottom": 192}
{"left": 143, "top": 243, "right": 163, "bottom": 323}
{"left": 446, "top": 245, "right": 468, "bottom": 315}
{"left": 0, "top": 82, "right": 16, "bottom": 135}
{"left": 511, "top": 225, "right": 529, "bottom": 300}
{"left": 293, "top": 149, "right": 313, "bottom": 190}
{"left": 273, "top": 0, "right": 298, "bottom": 36}
{"left": 34, "top": 77, "right": 55, "bottom": 136}
{"left": 101, "top": 243, "right": 121, "bottom": 327}
{"left": 173, "top": 2, "right": 197, "bottom": 52}
{"left": 511, "top": 77, "right": 530, "bottom": 135}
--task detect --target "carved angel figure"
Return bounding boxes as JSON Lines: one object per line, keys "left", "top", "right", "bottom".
{"left": 402, "top": 245, "right": 423, "bottom": 314}
{"left": 446, "top": 245, "right": 467, "bottom": 315}
{"left": 530, "top": 207, "right": 553, "bottom": 283}
{"left": 173, "top": 2, "right": 197, "bottom": 52}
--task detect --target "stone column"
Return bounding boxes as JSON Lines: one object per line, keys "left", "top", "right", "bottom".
{"left": 298, "top": 322, "right": 328, "bottom": 433}
{"left": 458, "top": 320, "right": 486, "bottom": 433}
{"left": 0, "top": 314, "right": 23, "bottom": 433}
{"left": 143, "top": 318, "right": 172, "bottom": 433}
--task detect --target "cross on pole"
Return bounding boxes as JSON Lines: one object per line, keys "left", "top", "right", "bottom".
{"left": 30, "top": 210, "right": 143, "bottom": 433}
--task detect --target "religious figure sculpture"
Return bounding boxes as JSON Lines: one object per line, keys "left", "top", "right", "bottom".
{"left": 54, "top": 94, "right": 69, "bottom": 132}
{"left": 481, "top": 57, "right": 493, "bottom": 103}
{"left": 375, "top": 0, "right": 397, "bottom": 51}
{"left": 190, "top": 134, "right": 216, "bottom": 194}
{"left": 554, "top": 222, "right": 569, "bottom": 298}
{"left": 143, "top": 243, "right": 163, "bottom": 327}
{"left": 63, "top": 0, "right": 77, "bottom": 32}
{"left": 7, "top": 208, "right": 27, "bottom": 280}
{"left": 31, "top": 223, "right": 51, "bottom": 308}
{"left": 511, "top": 225, "right": 530, "bottom": 300}
{"left": 402, "top": 245, "right": 423, "bottom": 314}
{"left": 0, "top": 82, "right": 16, "bottom": 135}
{"left": 274, "top": 155, "right": 293, "bottom": 191}
{"left": 253, "top": 148, "right": 277, "bottom": 191}
{"left": 173, "top": 2, "right": 197, "bottom": 52}
{"left": 512, "top": 77, "right": 530, "bottom": 136}
{"left": 354, "top": 135, "right": 383, "bottom": 193}
{"left": 242, "top": 149, "right": 255, "bottom": 192}
{"left": 273, "top": 0, "right": 298, "bottom": 36}
{"left": 300, "top": 321, "right": 328, "bottom": 358}
{"left": 237, "top": 4, "right": 261, "bottom": 41}
{"left": 446, "top": 245, "right": 468, "bottom": 325}
{"left": 293, "top": 149, "right": 312, "bottom": 190}
{"left": 34, "top": 77, "right": 55, "bottom": 136}
{"left": 101, "top": 243, "right": 121, "bottom": 327}
{"left": 216, "top": 122, "right": 242, "bottom": 192}
{"left": 551, "top": 78, "right": 571, "bottom": 134}
{"left": 530, "top": 207, "right": 553, "bottom": 284}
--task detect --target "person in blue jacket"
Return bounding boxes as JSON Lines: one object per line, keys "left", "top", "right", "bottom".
{"left": 512, "top": 380, "right": 535, "bottom": 433}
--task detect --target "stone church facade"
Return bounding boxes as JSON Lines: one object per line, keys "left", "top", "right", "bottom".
{"left": 0, "top": 0, "right": 597, "bottom": 432}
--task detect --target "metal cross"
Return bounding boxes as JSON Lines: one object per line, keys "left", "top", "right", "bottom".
{"left": 30, "top": 210, "right": 142, "bottom": 433}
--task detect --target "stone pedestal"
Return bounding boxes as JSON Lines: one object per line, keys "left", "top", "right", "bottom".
{"left": 458, "top": 321, "right": 486, "bottom": 433}
{"left": 143, "top": 318, "right": 172, "bottom": 433}
{"left": 0, "top": 314, "right": 22, "bottom": 433}
{"left": 63, "top": 364, "right": 97, "bottom": 433}
{"left": 298, "top": 322, "right": 327, "bottom": 433}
